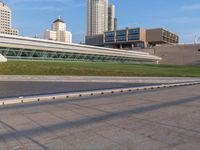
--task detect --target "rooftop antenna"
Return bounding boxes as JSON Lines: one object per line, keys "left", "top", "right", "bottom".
{"left": 194, "top": 35, "right": 197, "bottom": 44}
{"left": 198, "top": 36, "right": 200, "bottom": 43}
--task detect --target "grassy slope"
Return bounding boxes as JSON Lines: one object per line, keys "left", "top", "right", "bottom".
{"left": 0, "top": 60, "right": 200, "bottom": 77}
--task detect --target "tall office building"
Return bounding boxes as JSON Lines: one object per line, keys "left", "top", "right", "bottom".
{"left": 0, "top": 2, "right": 19, "bottom": 35}
{"left": 108, "top": 4, "right": 115, "bottom": 31}
{"left": 114, "top": 18, "right": 117, "bottom": 30}
{"left": 44, "top": 17, "right": 72, "bottom": 43}
{"left": 87, "top": 0, "right": 108, "bottom": 36}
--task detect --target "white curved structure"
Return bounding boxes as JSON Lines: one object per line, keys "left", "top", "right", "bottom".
{"left": 0, "top": 34, "right": 161, "bottom": 63}
{"left": 0, "top": 53, "right": 7, "bottom": 62}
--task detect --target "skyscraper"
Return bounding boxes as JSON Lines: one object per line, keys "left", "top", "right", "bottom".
{"left": 108, "top": 4, "right": 115, "bottom": 31}
{"left": 87, "top": 0, "right": 108, "bottom": 36}
{"left": 0, "top": 2, "right": 18, "bottom": 35}
{"left": 114, "top": 18, "right": 117, "bottom": 31}
{"left": 44, "top": 17, "right": 72, "bottom": 43}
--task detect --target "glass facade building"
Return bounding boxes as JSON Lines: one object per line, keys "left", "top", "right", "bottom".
{"left": 87, "top": 27, "right": 179, "bottom": 49}
{"left": 104, "top": 28, "right": 146, "bottom": 49}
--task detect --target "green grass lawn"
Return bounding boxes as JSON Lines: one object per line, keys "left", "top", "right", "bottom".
{"left": 0, "top": 60, "right": 200, "bottom": 77}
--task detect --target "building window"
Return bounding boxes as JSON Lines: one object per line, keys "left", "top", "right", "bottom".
{"left": 105, "top": 37, "right": 114, "bottom": 42}
{"left": 116, "top": 36, "right": 126, "bottom": 41}
{"left": 116, "top": 30, "right": 126, "bottom": 36}
{"left": 198, "top": 49, "right": 200, "bottom": 52}
{"left": 128, "top": 29, "right": 139, "bottom": 35}
{"left": 128, "top": 35, "right": 139, "bottom": 41}
{"left": 105, "top": 31, "right": 114, "bottom": 37}
{"left": 136, "top": 43, "right": 144, "bottom": 48}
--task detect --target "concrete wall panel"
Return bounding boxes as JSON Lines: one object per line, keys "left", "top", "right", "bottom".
{"left": 154, "top": 44, "right": 200, "bottom": 65}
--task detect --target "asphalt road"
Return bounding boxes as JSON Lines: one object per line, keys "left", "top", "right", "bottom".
{"left": 0, "top": 81, "right": 153, "bottom": 99}
{"left": 0, "top": 84, "right": 199, "bottom": 150}
{"left": 1, "top": 76, "right": 199, "bottom": 83}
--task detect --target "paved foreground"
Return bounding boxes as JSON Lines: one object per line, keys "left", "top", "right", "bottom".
{"left": 0, "top": 85, "right": 200, "bottom": 150}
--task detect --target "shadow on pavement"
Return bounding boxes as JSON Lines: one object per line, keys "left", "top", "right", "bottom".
{"left": 0, "top": 95, "right": 199, "bottom": 143}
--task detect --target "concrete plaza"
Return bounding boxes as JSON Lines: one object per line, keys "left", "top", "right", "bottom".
{"left": 0, "top": 84, "right": 200, "bottom": 150}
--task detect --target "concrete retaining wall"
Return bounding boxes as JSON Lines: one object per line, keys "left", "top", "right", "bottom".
{"left": 154, "top": 44, "right": 200, "bottom": 65}
{"left": 137, "top": 44, "right": 200, "bottom": 65}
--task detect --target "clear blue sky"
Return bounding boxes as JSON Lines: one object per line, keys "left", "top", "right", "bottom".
{"left": 4, "top": 0, "right": 200, "bottom": 43}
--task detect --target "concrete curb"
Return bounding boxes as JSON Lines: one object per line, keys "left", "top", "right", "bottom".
{"left": 1, "top": 82, "right": 200, "bottom": 106}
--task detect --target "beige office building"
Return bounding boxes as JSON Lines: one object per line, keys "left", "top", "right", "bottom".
{"left": 104, "top": 28, "right": 147, "bottom": 49}
{"left": 44, "top": 17, "right": 72, "bottom": 43}
{"left": 146, "top": 28, "right": 179, "bottom": 46}
{"left": 104, "top": 27, "right": 179, "bottom": 49}
{"left": 87, "top": 0, "right": 108, "bottom": 36}
{"left": 0, "top": 2, "right": 18, "bottom": 35}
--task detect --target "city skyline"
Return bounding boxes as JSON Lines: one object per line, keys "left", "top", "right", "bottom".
{"left": 3, "top": 0, "right": 200, "bottom": 43}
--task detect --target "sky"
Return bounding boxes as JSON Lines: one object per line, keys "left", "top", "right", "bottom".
{"left": 3, "top": 0, "right": 200, "bottom": 43}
